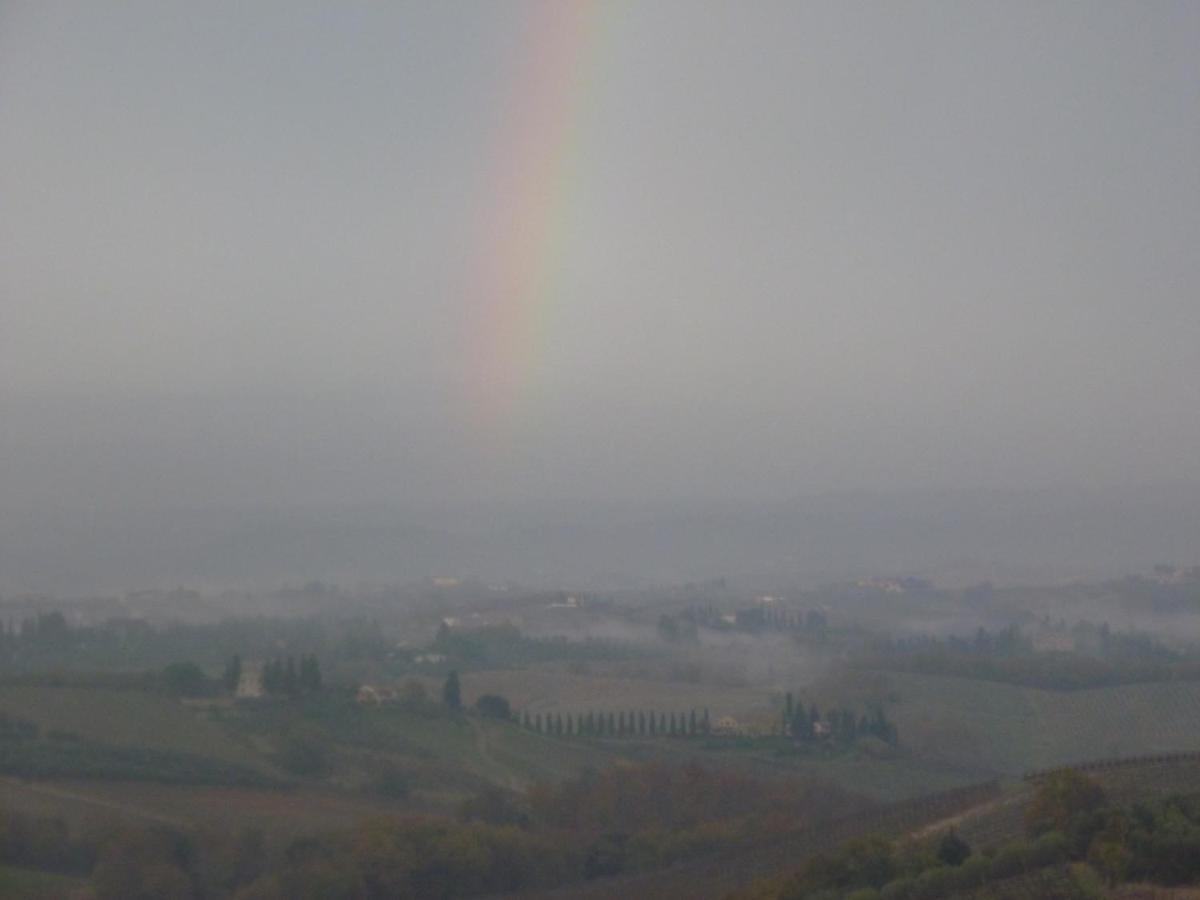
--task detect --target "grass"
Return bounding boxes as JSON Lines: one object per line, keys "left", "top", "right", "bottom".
{"left": 0, "top": 863, "right": 88, "bottom": 899}
{"left": 875, "top": 672, "right": 1200, "bottom": 776}
{"left": 0, "top": 687, "right": 271, "bottom": 773}
{"left": 450, "top": 666, "right": 771, "bottom": 720}
{"left": 333, "top": 704, "right": 623, "bottom": 790}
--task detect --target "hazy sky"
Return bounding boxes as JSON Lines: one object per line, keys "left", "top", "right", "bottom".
{"left": 2, "top": 1, "right": 1198, "bottom": 509}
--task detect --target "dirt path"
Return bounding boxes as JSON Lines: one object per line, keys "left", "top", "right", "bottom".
{"left": 907, "top": 787, "right": 1023, "bottom": 841}
{"left": 0, "top": 777, "right": 188, "bottom": 828}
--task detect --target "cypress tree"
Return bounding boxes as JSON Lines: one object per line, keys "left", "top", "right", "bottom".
{"left": 224, "top": 654, "right": 242, "bottom": 693}
{"left": 311, "top": 656, "right": 322, "bottom": 692}
{"left": 284, "top": 656, "right": 298, "bottom": 696}
{"left": 792, "top": 701, "right": 808, "bottom": 740}
{"left": 442, "top": 670, "right": 462, "bottom": 711}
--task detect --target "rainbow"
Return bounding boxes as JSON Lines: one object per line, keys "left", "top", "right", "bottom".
{"left": 465, "top": 0, "right": 614, "bottom": 438}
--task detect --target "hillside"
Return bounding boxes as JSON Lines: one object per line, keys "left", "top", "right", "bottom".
{"left": 876, "top": 673, "right": 1200, "bottom": 776}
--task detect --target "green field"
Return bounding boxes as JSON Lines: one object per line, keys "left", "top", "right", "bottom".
{"left": 0, "top": 687, "right": 270, "bottom": 772}
{"left": 0, "top": 863, "right": 87, "bottom": 899}
{"left": 451, "top": 666, "right": 772, "bottom": 720}
{"left": 877, "top": 672, "right": 1200, "bottom": 776}
{"left": 0, "top": 777, "right": 427, "bottom": 838}
{"left": 328, "top": 705, "right": 623, "bottom": 791}
{"left": 4, "top": 671, "right": 1196, "bottom": 844}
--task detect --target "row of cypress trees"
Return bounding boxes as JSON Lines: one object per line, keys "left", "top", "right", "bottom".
{"left": 521, "top": 708, "right": 710, "bottom": 738}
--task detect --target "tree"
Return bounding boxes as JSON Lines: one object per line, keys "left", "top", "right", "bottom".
{"left": 261, "top": 659, "right": 279, "bottom": 694}
{"left": 791, "top": 701, "right": 809, "bottom": 740}
{"left": 442, "top": 671, "right": 462, "bottom": 711}
{"left": 1088, "top": 838, "right": 1132, "bottom": 886}
{"left": 223, "top": 655, "right": 242, "bottom": 694}
{"left": 162, "top": 662, "right": 209, "bottom": 698}
{"left": 476, "top": 694, "right": 511, "bottom": 720}
{"left": 299, "top": 656, "right": 322, "bottom": 694}
{"left": 284, "top": 656, "right": 298, "bottom": 697}
{"left": 937, "top": 830, "right": 971, "bottom": 867}
{"left": 1025, "top": 770, "right": 1105, "bottom": 836}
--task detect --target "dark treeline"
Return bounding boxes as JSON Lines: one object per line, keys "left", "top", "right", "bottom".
{"left": 862, "top": 623, "right": 1200, "bottom": 690}
{"left": 1109, "top": 567, "right": 1200, "bottom": 613}
{"left": 874, "top": 625, "right": 1031, "bottom": 658}
{"left": 430, "top": 622, "right": 640, "bottom": 670}
{"left": 0, "top": 611, "right": 372, "bottom": 674}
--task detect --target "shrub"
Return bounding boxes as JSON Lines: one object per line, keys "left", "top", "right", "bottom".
{"left": 161, "top": 662, "right": 211, "bottom": 698}
{"left": 371, "top": 764, "right": 411, "bottom": 799}
{"left": 476, "top": 694, "right": 513, "bottom": 720}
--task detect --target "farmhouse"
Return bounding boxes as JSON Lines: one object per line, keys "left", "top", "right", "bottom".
{"left": 356, "top": 684, "right": 400, "bottom": 705}
{"left": 713, "top": 715, "right": 742, "bottom": 735}
{"left": 234, "top": 664, "right": 264, "bottom": 700}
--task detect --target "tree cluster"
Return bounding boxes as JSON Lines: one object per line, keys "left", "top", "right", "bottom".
{"left": 745, "top": 770, "right": 1200, "bottom": 899}
{"left": 782, "top": 694, "right": 898, "bottom": 747}
{"left": 261, "top": 655, "right": 322, "bottom": 698}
